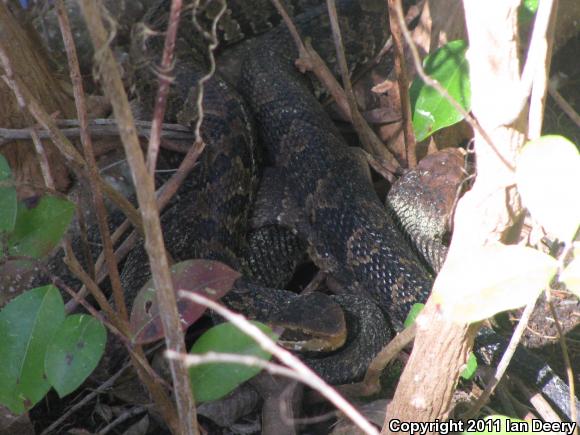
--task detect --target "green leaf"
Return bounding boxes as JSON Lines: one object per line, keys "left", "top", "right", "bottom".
{"left": 460, "top": 352, "right": 477, "bottom": 380}
{"left": 403, "top": 303, "right": 424, "bottom": 328}
{"left": 8, "top": 195, "right": 75, "bottom": 259}
{"left": 189, "top": 321, "right": 276, "bottom": 403}
{"left": 0, "top": 154, "right": 17, "bottom": 234}
{"left": 0, "top": 285, "right": 65, "bottom": 414}
{"left": 561, "top": 256, "right": 580, "bottom": 298}
{"left": 410, "top": 40, "right": 470, "bottom": 141}
{"left": 519, "top": 0, "right": 538, "bottom": 27}
{"left": 45, "top": 314, "right": 107, "bottom": 398}
{"left": 434, "top": 244, "right": 558, "bottom": 324}
{"left": 516, "top": 135, "right": 580, "bottom": 242}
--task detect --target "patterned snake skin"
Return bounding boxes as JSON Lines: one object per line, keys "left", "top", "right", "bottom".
{"left": 17, "top": 0, "right": 577, "bottom": 417}
{"left": 105, "top": 0, "right": 580, "bottom": 415}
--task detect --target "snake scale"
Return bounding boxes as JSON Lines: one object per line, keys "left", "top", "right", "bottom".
{"left": 17, "top": 0, "right": 578, "bottom": 421}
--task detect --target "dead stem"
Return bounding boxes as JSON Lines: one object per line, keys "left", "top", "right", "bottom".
{"left": 78, "top": 0, "right": 196, "bottom": 432}
{"left": 386, "top": 0, "right": 416, "bottom": 167}
{"left": 146, "top": 0, "right": 184, "bottom": 174}
{"left": 56, "top": 0, "right": 128, "bottom": 322}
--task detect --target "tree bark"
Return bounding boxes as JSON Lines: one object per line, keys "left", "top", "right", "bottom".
{"left": 0, "top": 1, "right": 74, "bottom": 197}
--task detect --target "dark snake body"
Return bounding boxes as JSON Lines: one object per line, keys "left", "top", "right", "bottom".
{"left": 127, "top": 0, "right": 580, "bottom": 417}
{"left": 18, "top": 0, "right": 577, "bottom": 419}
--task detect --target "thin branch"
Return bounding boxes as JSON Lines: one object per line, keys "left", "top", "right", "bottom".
{"left": 326, "top": 0, "right": 400, "bottom": 168}
{"left": 167, "top": 351, "right": 305, "bottom": 382}
{"left": 269, "top": 0, "right": 401, "bottom": 170}
{"left": 513, "top": 377, "right": 563, "bottom": 423}
{"left": 462, "top": 296, "right": 540, "bottom": 419}
{"left": 177, "top": 292, "right": 379, "bottom": 435}
{"left": 0, "top": 121, "right": 194, "bottom": 147}
{"left": 520, "top": 0, "right": 557, "bottom": 134}
{"left": 547, "top": 293, "right": 578, "bottom": 430}
{"left": 339, "top": 323, "right": 416, "bottom": 397}
{"left": 390, "top": 0, "right": 514, "bottom": 172}
{"left": 39, "top": 359, "right": 133, "bottom": 435}
{"left": 191, "top": 0, "right": 226, "bottom": 144}
{"left": 548, "top": 80, "right": 580, "bottom": 128}
{"left": 146, "top": 0, "right": 183, "bottom": 174}
{"left": 97, "top": 406, "right": 148, "bottom": 435}
{"left": 77, "top": 1, "right": 196, "bottom": 433}
{"left": 527, "top": 0, "right": 558, "bottom": 139}
{"left": 56, "top": 0, "right": 128, "bottom": 322}
{"left": 387, "top": 0, "right": 416, "bottom": 167}
{"left": 29, "top": 127, "right": 55, "bottom": 189}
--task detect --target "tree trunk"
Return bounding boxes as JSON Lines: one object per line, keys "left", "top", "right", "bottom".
{"left": 0, "top": 1, "right": 74, "bottom": 197}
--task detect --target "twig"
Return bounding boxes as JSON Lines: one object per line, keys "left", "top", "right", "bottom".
{"left": 326, "top": 0, "right": 400, "bottom": 168}
{"left": 77, "top": 1, "right": 196, "bottom": 433}
{"left": 339, "top": 323, "right": 416, "bottom": 397}
{"left": 547, "top": 293, "right": 578, "bottom": 430}
{"left": 190, "top": 0, "right": 226, "bottom": 145}
{"left": 527, "top": 0, "right": 558, "bottom": 139}
{"left": 462, "top": 296, "right": 539, "bottom": 419}
{"left": 97, "top": 406, "right": 148, "bottom": 435}
{"left": 146, "top": 0, "right": 183, "bottom": 174}
{"left": 390, "top": 0, "right": 514, "bottom": 172}
{"left": 56, "top": 0, "right": 128, "bottom": 322}
{"left": 39, "top": 359, "right": 134, "bottom": 435}
{"left": 29, "top": 127, "right": 55, "bottom": 189}
{"left": 269, "top": 0, "right": 400, "bottom": 170}
{"left": 512, "top": 378, "right": 562, "bottom": 422}
{"left": 387, "top": 0, "right": 416, "bottom": 167}
{"left": 520, "top": 0, "right": 557, "bottom": 135}
{"left": 0, "top": 121, "right": 194, "bottom": 147}
{"left": 167, "top": 351, "right": 305, "bottom": 382}
{"left": 548, "top": 80, "right": 580, "bottom": 128}
{"left": 175, "top": 292, "right": 379, "bottom": 435}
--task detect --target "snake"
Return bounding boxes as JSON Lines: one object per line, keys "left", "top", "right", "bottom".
{"left": 16, "top": 0, "right": 578, "bottom": 421}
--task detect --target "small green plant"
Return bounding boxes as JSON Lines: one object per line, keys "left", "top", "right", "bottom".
{"left": 409, "top": 39, "right": 471, "bottom": 142}
{"left": 0, "top": 155, "right": 106, "bottom": 413}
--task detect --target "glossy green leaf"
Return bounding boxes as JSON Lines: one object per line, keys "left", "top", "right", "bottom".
{"left": 460, "top": 352, "right": 477, "bottom": 380}
{"left": 434, "top": 244, "right": 557, "bottom": 324}
{"left": 189, "top": 321, "right": 276, "bottom": 403}
{"left": 410, "top": 40, "right": 470, "bottom": 141}
{"left": 8, "top": 195, "right": 75, "bottom": 259}
{"left": 403, "top": 303, "right": 424, "bottom": 328}
{"left": 516, "top": 135, "right": 580, "bottom": 242}
{"left": 0, "top": 285, "right": 65, "bottom": 414}
{"left": 45, "top": 314, "right": 107, "bottom": 398}
{"left": 0, "top": 155, "right": 17, "bottom": 234}
{"left": 519, "top": 0, "right": 538, "bottom": 27}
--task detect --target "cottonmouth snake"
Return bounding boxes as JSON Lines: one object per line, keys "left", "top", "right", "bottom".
{"left": 17, "top": 0, "right": 579, "bottom": 421}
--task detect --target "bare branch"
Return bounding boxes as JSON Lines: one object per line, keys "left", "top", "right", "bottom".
{"left": 387, "top": 0, "right": 416, "bottom": 167}
{"left": 56, "top": 0, "right": 128, "bottom": 322}
{"left": 146, "top": 0, "right": 184, "bottom": 174}
{"left": 462, "top": 296, "right": 539, "bottom": 419}
{"left": 77, "top": 1, "right": 197, "bottom": 432}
